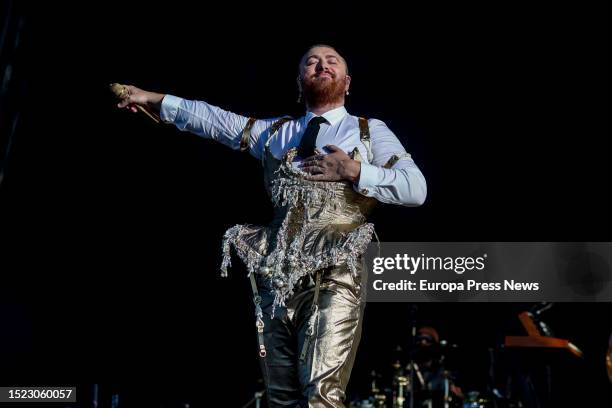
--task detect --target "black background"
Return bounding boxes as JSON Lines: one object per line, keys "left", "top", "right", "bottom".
{"left": 1, "top": 1, "right": 610, "bottom": 407}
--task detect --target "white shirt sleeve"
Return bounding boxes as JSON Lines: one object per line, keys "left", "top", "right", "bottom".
{"left": 354, "top": 119, "right": 427, "bottom": 207}
{"left": 160, "top": 95, "right": 277, "bottom": 160}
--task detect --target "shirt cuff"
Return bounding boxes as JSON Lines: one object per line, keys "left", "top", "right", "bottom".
{"left": 160, "top": 94, "right": 182, "bottom": 123}
{"left": 355, "top": 162, "right": 383, "bottom": 197}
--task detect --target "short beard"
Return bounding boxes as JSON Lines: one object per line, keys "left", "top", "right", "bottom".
{"left": 302, "top": 75, "right": 346, "bottom": 107}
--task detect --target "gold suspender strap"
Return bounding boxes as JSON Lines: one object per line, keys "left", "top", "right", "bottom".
{"left": 383, "top": 154, "right": 401, "bottom": 169}
{"left": 269, "top": 117, "right": 292, "bottom": 135}
{"left": 261, "top": 117, "right": 293, "bottom": 166}
{"left": 358, "top": 117, "right": 411, "bottom": 168}
{"left": 240, "top": 117, "right": 257, "bottom": 152}
{"left": 299, "top": 270, "right": 323, "bottom": 362}
{"left": 383, "top": 152, "right": 412, "bottom": 168}
{"left": 249, "top": 273, "right": 267, "bottom": 358}
{"left": 349, "top": 146, "right": 363, "bottom": 161}
{"left": 358, "top": 117, "right": 373, "bottom": 162}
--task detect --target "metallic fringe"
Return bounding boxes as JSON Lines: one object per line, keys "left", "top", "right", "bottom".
{"left": 221, "top": 221, "right": 374, "bottom": 317}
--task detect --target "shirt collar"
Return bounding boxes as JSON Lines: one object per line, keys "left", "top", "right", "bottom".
{"left": 304, "top": 105, "right": 348, "bottom": 127}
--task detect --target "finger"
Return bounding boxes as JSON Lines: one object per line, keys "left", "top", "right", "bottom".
{"left": 303, "top": 152, "right": 325, "bottom": 160}
{"left": 130, "top": 105, "right": 138, "bottom": 113}
{"left": 304, "top": 174, "right": 329, "bottom": 181}
{"left": 325, "top": 144, "right": 343, "bottom": 153}
{"left": 300, "top": 164, "right": 318, "bottom": 174}
{"left": 124, "top": 85, "right": 138, "bottom": 96}
{"left": 117, "top": 98, "right": 132, "bottom": 108}
{"left": 301, "top": 164, "right": 325, "bottom": 174}
{"left": 300, "top": 156, "right": 324, "bottom": 166}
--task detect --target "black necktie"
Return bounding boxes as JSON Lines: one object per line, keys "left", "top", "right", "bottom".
{"left": 297, "top": 116, "right": 327, "bottom": 158}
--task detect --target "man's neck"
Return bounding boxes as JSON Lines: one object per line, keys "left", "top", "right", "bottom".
{"left": 306, "top": 100, "right": 345, "bottom": 116}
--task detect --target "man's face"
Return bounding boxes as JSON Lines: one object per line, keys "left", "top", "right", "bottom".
{"left": 299, "top": 46, "right": 351, "bottom": 106}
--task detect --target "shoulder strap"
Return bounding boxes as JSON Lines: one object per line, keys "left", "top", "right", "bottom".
{"left": 263, "top": 117, "right": 293, "bottom": 151}
{"left": 358, "top": 117, "right": 373, "bottom": 162}
{"left": 240, "top": 116, "right": 292, "bottom": 153}
{"left": 383, "top": 152, "right": 412, "bottom": 169}
{"left": 357, "top": 117, "right": 411, "bottom": 168}
{"left": 269, "top": 117, "right": 292, "bottom": 136}
{"left": 240, "top": 117, "right": 257, "bottom": 152}
{"left": 262, "top": 117, "right": 293, "bottom": 167}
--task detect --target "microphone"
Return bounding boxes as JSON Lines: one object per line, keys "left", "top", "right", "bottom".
{"left": 110, "top": 83, "right": 160, "bottom": 123}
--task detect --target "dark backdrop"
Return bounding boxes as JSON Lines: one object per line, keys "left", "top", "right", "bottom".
{"left": 1, "top": 1, "right": 610, "bottom": 407}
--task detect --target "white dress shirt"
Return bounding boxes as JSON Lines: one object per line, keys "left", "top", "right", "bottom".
{"left": 160, "top": 95, "right": 427, "bottom": 206}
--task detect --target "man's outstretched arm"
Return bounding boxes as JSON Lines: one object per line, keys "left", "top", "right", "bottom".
{"left": 116, "top": 85, "right": 275, "bottom": 159}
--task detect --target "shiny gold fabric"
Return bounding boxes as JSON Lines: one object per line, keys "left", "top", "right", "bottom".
{"left": 257, "top": 263, "right": 365, "bottom": 408}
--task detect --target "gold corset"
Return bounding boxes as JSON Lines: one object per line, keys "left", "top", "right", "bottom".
{"left": 221, "top": 120, "right": 378, "bottom": 312}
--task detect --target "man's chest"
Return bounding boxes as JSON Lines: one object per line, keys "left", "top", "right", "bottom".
{"left": 267, "top": 121, "right": 371, "bottom": 164}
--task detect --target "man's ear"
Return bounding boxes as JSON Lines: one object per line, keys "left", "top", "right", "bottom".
{"left": 345, "top": 75, "right": 352, "bottom": 92}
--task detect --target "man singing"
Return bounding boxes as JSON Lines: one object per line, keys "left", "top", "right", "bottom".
{"left": 116, "top": 44, "right": 426, "bottom": 407}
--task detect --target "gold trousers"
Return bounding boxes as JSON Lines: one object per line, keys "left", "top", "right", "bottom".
{"left": 257, "top": 264, "right": 365, "bottom": 407}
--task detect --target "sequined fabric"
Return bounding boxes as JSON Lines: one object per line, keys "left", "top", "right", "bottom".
{"left": 221, "top": 140, "right": 377, "bottom": 316}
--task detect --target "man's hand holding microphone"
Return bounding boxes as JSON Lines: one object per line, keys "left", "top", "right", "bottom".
{"left": 111, "top": 84, "right": 165, "bottom": 123}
